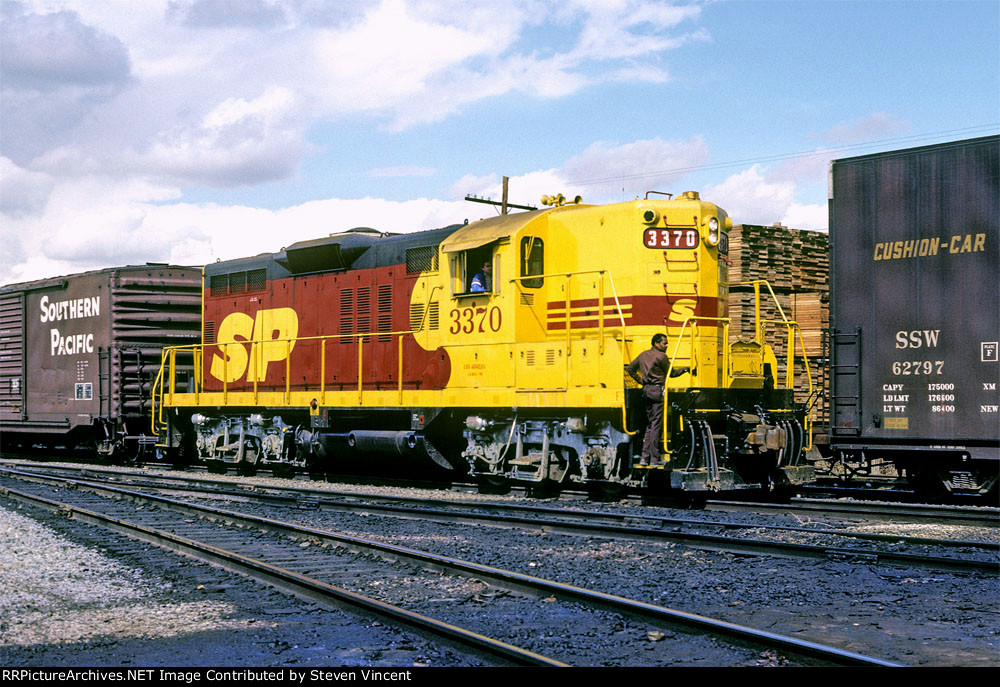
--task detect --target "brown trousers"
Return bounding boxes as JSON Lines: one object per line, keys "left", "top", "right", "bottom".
{"left": 641, "top": 385, "right": 664, "bottom": 463}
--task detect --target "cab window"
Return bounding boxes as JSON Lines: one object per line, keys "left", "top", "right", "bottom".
{"left": 451, "top": 247, "right": 496, "bottom": 296}
{"left": 520, "top": 237, "right": 543, "bottom": 288}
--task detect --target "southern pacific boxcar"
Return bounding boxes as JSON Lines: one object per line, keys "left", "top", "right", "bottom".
{"left": 153, "top": 193, "right": 815, "bottom": 491}
{"left": 0, "top": 265, "right": 202, "bottom": 460}
{"left": 828, "top": 136, "right": 999, "bottom": 496}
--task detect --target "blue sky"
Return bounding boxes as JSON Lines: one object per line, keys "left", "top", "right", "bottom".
{"left": 2, "top": 0, "right": 997, "bottom": 283}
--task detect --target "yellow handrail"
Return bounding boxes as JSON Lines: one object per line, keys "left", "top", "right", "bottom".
{"left": 509, "top": 268, "right": 635, "bottom": 435}
{"left": 655, "top": 279, "right": 816, "bottom": 458}
{"left": 152, "top": 270, "right": 637, "bottom": 440}
{"left": 661, "top": 315, "right": 731, "bottom": 455}
{"left": 151, "top": 358, "right": 164, "bottom": 438}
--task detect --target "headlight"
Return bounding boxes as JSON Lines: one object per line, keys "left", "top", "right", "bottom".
{"left": 704, "top": 217, "right": 720, "bottom": 246}
{"left": 639, "top": 204, "right": 660, "bottom": 225}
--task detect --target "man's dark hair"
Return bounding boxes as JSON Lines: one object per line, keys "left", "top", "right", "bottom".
{"left": 651, "top": 333, "right": 667, "bottom": 346}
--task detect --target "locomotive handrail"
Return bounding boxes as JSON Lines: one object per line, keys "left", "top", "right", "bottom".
{"left": 730, "top": 279, "right": 790, "bottom": 344}
{"left": 728, "top": 279, "right": 815, "bottom": 391}
{"left": 662, "top": 315, "right": 732, "bottom": 459}
{"left": 151, "top": 327, "right": 421, "bottom": 441}
{"left": 509, "top": 267, "right": 635, "bottom": 435}
{"left": 151, "top": 361, "right": 165, "bottom": 440}
{"left": 508, "top": 268, "right": 630, "bottom": 354}
{"left": 734, "top": 279, "right": 816, "bottom": 451}
{"left": 153, "top": 269, "right": 637, "bottom": 441}
{"left": 759, "top": 319, "right": 814, "bottom": 397}
{"left": 759, "top": 318, "right": 815, "bottom": 451}
{"left": 660, "top": 278, "right": 818, "bottom": 459}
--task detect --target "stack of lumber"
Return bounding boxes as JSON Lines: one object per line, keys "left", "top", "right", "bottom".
{"left": 726, "top": 224, "right": 830, "bottom": 422}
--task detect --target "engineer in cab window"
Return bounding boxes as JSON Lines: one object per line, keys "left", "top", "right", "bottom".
{"left": 470, "top": 260, "right": 492, "bottom": 293}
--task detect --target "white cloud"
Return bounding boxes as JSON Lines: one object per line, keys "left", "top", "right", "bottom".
{"left": 450, "top": 173, "right": 500, "bottom": 199}
{"left": 1, "top": 132, "right": 717, "bottom": 283}
{"left": 822, "top": 112, "right": 912, "bottom": 145}
{"left": 0, "top": 122, "right": 839, "bottom": 285}
{"left": 0, "top": 157, "right": 54, "bottom": 216}
{"left": 562, "top": 136, "right": 710, "bottom": 200}
{"left": 141, "top": 86, "right": 305, "bottom": 186}
{"left": 3, "top": 0, "right": 705, "bottom": 186}
{"left": 705, "top": 165, "right": 828, "bottom": 231}
{"left": 0, "top": 7, "right": 131, "bottom": 91}
{"left": 0, "top": 174, "right": 474, "bottom": 284}
{"left": 0, "top": 6, "right": 134, "bottom": 164}
{"left": 453, "top": 169, "right": 567, "bottom": 209}
{"left": 0, "top": 1, "right": 718, "bottom": 282}
{"left": 367, "top": 166, "right": 437, "bottom": 178}
{"left": 704, "top": 165, "right": 794, "bottom": 224}
{"left": 451, "top": 135, "right": 711, "bottom": 208}
{"left": 166, "top": 0, "right": 288, "bottom": 29}
{"left": 781, "top": 203, "right": 827, "bottom": 232}
{"left": 316, "top": 0, "right": 495, "bottom": 112}
{"left": 570, "top": 1, "right": 703, "bottom": 62}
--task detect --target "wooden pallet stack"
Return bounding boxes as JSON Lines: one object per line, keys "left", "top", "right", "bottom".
{"left": 726, "top": 224, "right": 830, "bottom": 424}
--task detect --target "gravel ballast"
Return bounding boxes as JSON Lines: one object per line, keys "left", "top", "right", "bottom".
{"left": 0, "top": 502, "right": 479, "bottom": 668}
{"left": 2, "top": 462, "right": 997, "bottom": 667}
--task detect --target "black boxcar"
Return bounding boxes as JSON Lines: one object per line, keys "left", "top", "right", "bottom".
{"left": 828, "top": 135, "right": 999, "bottom": 495}
{"left": 0, "top": 265, "right": 202, "bottom": 460}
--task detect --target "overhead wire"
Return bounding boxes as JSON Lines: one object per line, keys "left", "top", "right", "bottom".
{"left": 564, "top": 123, "right": 1000, "bottom": 188}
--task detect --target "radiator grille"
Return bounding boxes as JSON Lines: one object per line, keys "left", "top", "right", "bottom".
{"left": 405, "top": 246, "right": 439, "bottom": 274}
{"left": 339, "top": 289, "right": 353, "bottom": 342}
{"left": 377, "top": 285, "right": 392, "bottom": 341}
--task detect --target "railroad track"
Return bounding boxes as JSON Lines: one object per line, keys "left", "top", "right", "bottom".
{"left": 706, "top": 496, "right": 1000, "bottom": 528}
{"left": 0, "top": 466, "right": 902, "bottom": 667}
{"left": 6, "top": 459, "right": 997, "bottom": 527}
{"left": 5, "top": 462, "right": 996, "bottom": 577}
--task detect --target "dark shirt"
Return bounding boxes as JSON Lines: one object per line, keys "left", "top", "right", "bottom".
{"left": 627, "top": 347, "right": 669, "bottom": 387}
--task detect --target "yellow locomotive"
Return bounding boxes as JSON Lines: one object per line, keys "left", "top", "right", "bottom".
{"left": 153, "top": 192, "right": 814, "bottom": 491}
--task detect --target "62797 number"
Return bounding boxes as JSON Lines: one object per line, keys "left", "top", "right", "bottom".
{"left": 891, "top": 360, "right": 944, "bottom": 375}
{"left": 450, "top": 306, "right": 502, "bottom": 335}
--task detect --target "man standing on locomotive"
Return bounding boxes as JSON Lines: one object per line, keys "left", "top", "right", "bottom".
{"left": 627, "top": 334, "right": 690, "bottom": 467}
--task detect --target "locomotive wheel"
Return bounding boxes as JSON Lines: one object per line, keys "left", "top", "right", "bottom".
{"left": 236, "top": 438, "right": 261, "bottom": 476}
{"left": 588, "top": 481, "right": 626, "bottom": 502}
{"left": 905, "top": 465, "right": 949, "bottom": 502}
{"left": 270, "top": 462, "right": 296, "bottom": 479}
{"left": 764, "top": 476, "right": 795, "bottom": 503}
{"left": 676, "top": 492, "right": 708, "bottom": 509}
{"left": 477, "top": 474, "right": 511, "bottom": 494}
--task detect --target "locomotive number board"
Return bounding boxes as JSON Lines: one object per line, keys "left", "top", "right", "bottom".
{"left": 644, "top": 227, "right": 699, "bottom": 249}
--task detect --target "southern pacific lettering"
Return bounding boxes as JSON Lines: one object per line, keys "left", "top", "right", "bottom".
{"left": 873, "top": 233, "right": 986, "bottom": 261}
